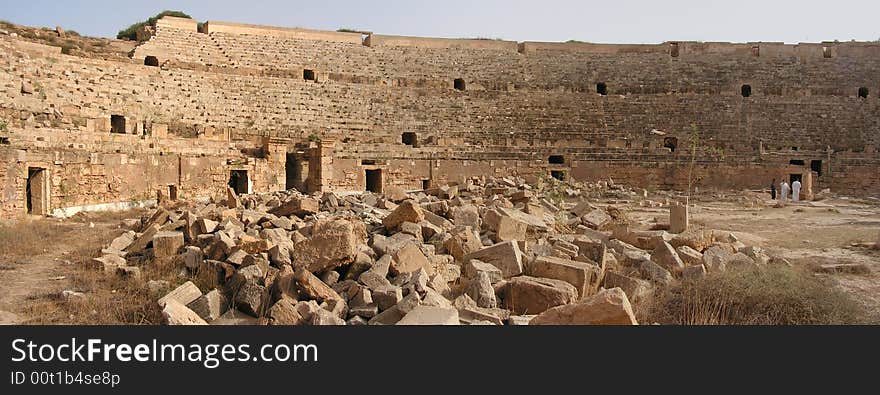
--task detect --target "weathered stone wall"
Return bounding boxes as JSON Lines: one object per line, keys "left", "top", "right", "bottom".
{"left": 1, "top": 17, "right": 878, "bottom": 216}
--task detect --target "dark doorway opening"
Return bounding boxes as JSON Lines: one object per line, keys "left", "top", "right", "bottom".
{"left": 169, "top": 185, "right": 178, "bottom": 201}
{"left": 454, "top": 78, "right": 466, "bottom": 91}
{"left": 548, "top": 155, "right": 565, "bottom": 164}
{"left": 858, "top": 87, "right": 869, "bottom": 98}
{"left": 741, "top": 84, "right": 752, "bottom": 97}
{"left": 111, "top": 115, "right": 126, "bottom": 134}
{"left": 789, "top": 174, "right": 802, "bottom": 185}
{"left": 402, "top": 132, "right": 418, "bottom": 147}
{"left": 303, "top": 69, "right": 316, "bottom": 81}
{"left": 228, "top": 170, "right": 248, "bottom": 195}
{"left": 286, "top": 153, "right": 305, "bottom": 192}
{"left": 596, "top": 82, "right": 607, "bottom": 95}
{"left": 144, "top": 56, "right": 159, "bottom": 67}
{"left": 422, "top": 179, "right": 430, "bottom": 190}
{"left": 822, "top": 46, "right": 832, "bottom": 58}
{"left": 663, "top": 137, "right": 678, "bottom": 152}
{"left": 789, "top": 159, "right": 805, "bottom": 166}
{"left": 550, "top": 170, "right": 566, "bottom": 181}
{"left": 811, "top": 160, "right": 823, "bottom": 176}
{"left": 670, "top": 42, "right": 680, "bottom": 58}
{"left": 365, "top": 169, "right": 382, "bottom": 193}
{"left": 27, "top": 167, "right": 46, "bottom": 215}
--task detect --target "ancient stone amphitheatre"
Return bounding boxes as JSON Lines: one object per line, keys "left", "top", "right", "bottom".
{"left": 0, "top": 15, "right": 878, "bottom": 325}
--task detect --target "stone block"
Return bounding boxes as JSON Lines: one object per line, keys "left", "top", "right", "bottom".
{"left": 158, "top": 281, "right": 202, "bottom": 308}
{"left": 396, "top": 306, "right": 460, "bottom": 325}
{"left": 530, "top": 288, "right": 637, "bottom": 325}
{"left": 528, "top": 256, "right": 602, "bottom": 299}
{"left": 162, "top": 300, "right": 208, "bottom": 326}
{"left": 504, "top": 276, "right": 578, "bottom": 315}
{"left": 292, "top": 218, "right": 365, "bottom": 273}
{"left": 464, "top": 240, "right": 524, "bottom": 278}
{"left": 382, "top": 200, "right": 425, "bottom": 230}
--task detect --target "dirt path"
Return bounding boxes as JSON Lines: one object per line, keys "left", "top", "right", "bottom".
{"left": 0, "top": 215, "right": 127, "bottom": 324}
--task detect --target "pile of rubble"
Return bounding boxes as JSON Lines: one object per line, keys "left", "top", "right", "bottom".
{"left": 93, "top": 176, "right": 774, "bottom": 325}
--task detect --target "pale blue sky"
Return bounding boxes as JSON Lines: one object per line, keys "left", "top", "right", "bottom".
{"left": 1, "top": 0, "right": 878, "bottom": 43}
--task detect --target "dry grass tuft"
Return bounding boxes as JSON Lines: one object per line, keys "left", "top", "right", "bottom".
{"left": 640, "top": 265, "right": 870, "bottom": 325}
{"left": 0, "top": 219, "right": 67, "bottom": 257}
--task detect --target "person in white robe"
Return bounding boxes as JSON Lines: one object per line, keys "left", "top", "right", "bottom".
{"left": 792, "top": 180, "right": 802, "bottom": 202}
{"left": 780, "top": 181, "right": 790, "bottom": 205}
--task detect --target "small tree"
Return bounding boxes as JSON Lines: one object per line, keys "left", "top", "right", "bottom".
{"left": 117, "top": 10, "right": 192, "bottom": 41}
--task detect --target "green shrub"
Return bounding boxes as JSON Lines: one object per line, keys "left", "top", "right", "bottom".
{"left": 337, "top": 28, "right": 360, "bottom": 33}
{"left": 117, "top": 10, "right": 192, "bottom": 41}
{"left": 642, "top": 265, "right": 869, "bottom": 325}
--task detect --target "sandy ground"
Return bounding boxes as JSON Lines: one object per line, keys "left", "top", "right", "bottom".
{"left": 629, "top": 193, "right": 880, "bottom": 318}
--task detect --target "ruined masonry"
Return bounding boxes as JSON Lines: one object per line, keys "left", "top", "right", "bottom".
{"left": 1, "top": 16, "right": 879, "bottom": 217}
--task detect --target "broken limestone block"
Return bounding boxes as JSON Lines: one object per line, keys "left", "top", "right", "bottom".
{"left": 368, "top": 305, "right": 405, "bottom": 325}
{"left": 382, "top": 200, "right": 425, "bottom": 230}
{"left": 463, "top": 259, "right": 503, "bottom": 284}
{"left": 124, "top": 224, "right": 161, "bottom": 254}
{"left": 603, "top": 271, "right": 653, "bottom": 303}
{"left": 508, "top": 315, "right": 536, "bottom": 325}
{"left": 452, "top": 204, "right": 482, "bottom": 229}
{"left": 372, "top": 286, "right": 403, "bottom": 310}
{"left": 581, "top": 209, "right": 611, "bottom": 230}
{"left": 158, "top": 281, "right": 203, "bottom": 308}
{"left": 399, "top": 221, "right": 423, "bottom": 240}
{"left": 529, "top": 256, "right": 602, "bottom": 299}
{"left": 670, "top": 228, "right": 715, "bottom": 252}
{"left": 292, "top": 218, "right": 365, "bottom": 273}
{"left": 702, "top": 245, "right": 732, "bottom": 272}
{"left": 163, "top": 300, "right": 208, "bottom": 326}
{"left": 235, "top": 281, "right": 269, "bottom": 317}
{"left": 463, "top": 240, "right": 524, "bottom": 278}
{"left": 226, "top": 186, "right": 241, "bottom": 209}
{"left": 226, "top": 249, "right": 248, "bottom": 266}
{"left": 320, "top": 270, "right": 340, "bottom": 286}
{"left": 529, "top": 287, "right": 637, "bottom": 325}
{"left": 293, "top": 267, "right": 342, "bottom": 303}
{"left": 269, "top": 196, "right": 319, "bottom": 218}
{"left": 152, "top": 231, "right": 184, "bottom": 258}
{"left": 444, "top": 226, "right": 483, "bottom": 262}
{"left": 608, "top": 239, "right": 651, "bottom": 266}
{"left": 466, "top": 271, "right": 497, "bottom": 308}
{"left": 651, "top": 241, "right": 685, "bottom": 273}
{"left": 390, "top": 242, "right": 432, "bottom": 275}
{"left": 636, "top": 259, "right": 674, "bottom": 285}
{"left": 396, "top": 291, "right": 422, "bottom": 315}
{"left": 676, "top": 245, "right": 703, "bottom": 266}
{"left": 311, "top": 309, "right": 346, "bottom": 325}
{"left": 573, "top": 236, "right": 607, "bottom": 264}
{"left": 182, "top": 246, "right": 203, "bottom": 270}
{"left": 396, "top": 306, "right": 460, "bottom": 325}
{"left": 108, "top": 231, "right": 136, "bottom": 251}
{"left": 238, "top": 234, "right": 273, "bottom": 254}
{"left": 211, "top": 309, "right": 259, "bottom": 326}
{"left": 504, "top": 276, "right": 578, "bottom": 315}
{"left": 268, "top": 244, "right": 292, "bottom": 266}
{"left": 187, "top": 289, "right": 228, "bottom": 322}
{"left": 267, "top": 297, "right": 306, "bottom": 325}
{"left": 90, "top": 254, "right": 127, "bottom": 273}
{"left": 669, "top": 201, "right": 689, "bottom": 234}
